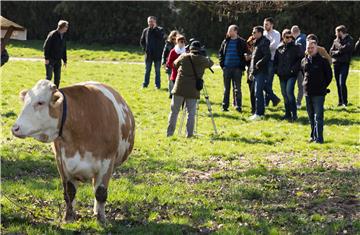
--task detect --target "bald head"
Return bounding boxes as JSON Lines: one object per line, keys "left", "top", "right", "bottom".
{"left": 291, "top": 25, "right": 300, "bottom": 38}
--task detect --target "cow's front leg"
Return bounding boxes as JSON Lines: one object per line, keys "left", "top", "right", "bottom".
{"left": 93, "top": 159, "right": 114, "bottom": 223}
{"left": 63, "top": 180, "right": 77, "bottom": 221}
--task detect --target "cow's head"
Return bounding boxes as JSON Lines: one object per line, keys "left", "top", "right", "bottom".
{"left": 12, "top": 80, "right": 64, "bottom": 143}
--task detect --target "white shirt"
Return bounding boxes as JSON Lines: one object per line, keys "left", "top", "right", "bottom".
{"left": 264, "top": 29, "right": 280, "bottom": 61}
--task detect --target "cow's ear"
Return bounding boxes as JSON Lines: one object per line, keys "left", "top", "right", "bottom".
{"left": 50, "top": 91, "right": 64, "bottom": 108}
{"left": 19, "top": 89, "right": 28, "bottom": 102}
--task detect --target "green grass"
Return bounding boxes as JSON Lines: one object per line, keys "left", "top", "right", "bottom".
{"left": 1, "top": 43, "right": 359, "bottom": 234}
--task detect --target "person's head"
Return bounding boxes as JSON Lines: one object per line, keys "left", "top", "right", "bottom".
{"left": 227, "top": 24, "right": 239, "bottom": 38}
{"left": 282, "top": 29, "right": 294, "bottom": 44}
{"left": 306, "top": 40, "right": 318, "bottom": 56}
{"left": 147, "top": 16, "right": 157, "bottom": 28}
{"left": 335, "top": 25, "right": 347, "bottom": 38}
{"left": 252, "top": 26, "right": 264, "bottom": 40}
{"left": 263, "top": 17, "right": 274, "bottom": 31}
{"left": 57, "top": 20, "right": 69, "bottom": 33}
{"left": 306, "top": 34, "right": 319, "bottom": 44}
{"left": 291, "top": 25, "right": 300, "bottom": 37}
{"left": 167, "top": 30, "right": 179, "bottom": 43}
{"left": 190, "top": 40, "right": 201, "bottom": 53}
{"left": 176, "top": 35, "right": 186, "bottom": 48}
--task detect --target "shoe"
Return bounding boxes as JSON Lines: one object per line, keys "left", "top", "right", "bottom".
{"left": 273, "top": 98, "right": 281, "bottom": 107}
{"left": 291, "top": 116, "right": 298, "bottom": 122}
{"left": 337, "top": 103, "right": 343, "bottom": 107}
{"left": 280, "top": 115, "right": 291, "bottom": 121}
{"left": 296, "top": 104, "right": 301, "bottom": 109}
{"left": 315, "top": 140, "right": 324, "bottom": 144}
{"left": 222, "top": 108, "right": 229, "bottom": 112}
{"left": 235, "top": 107, "right": 242, "bottom": 112}
{"left": 249, "top": 114, "right": 263, "bottom": 120}
{"left": 308, "top": 138, "right": 315, "bottom": 143}
{"left": 142, "top": 85, "right": 148, "bottom": 89}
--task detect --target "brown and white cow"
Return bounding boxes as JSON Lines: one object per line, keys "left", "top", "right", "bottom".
{"left": 12, "top": 80, "right": 135, "bottom": 222}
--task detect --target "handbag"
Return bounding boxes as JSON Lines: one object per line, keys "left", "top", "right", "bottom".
{"left": 189, "top": 55, "right": 203, "bottom": 91}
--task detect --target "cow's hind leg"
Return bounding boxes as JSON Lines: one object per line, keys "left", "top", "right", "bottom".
{"left": 63, "top": 180, "right": 78, "bottom": 221}
{"left": 93, "top": 159, "right": 114, "bottom": 223}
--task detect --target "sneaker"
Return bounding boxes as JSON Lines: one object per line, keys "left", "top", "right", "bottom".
{"left": 308, "top": 138, "right": 315, "bottom": 143}
{"left": 222, "top": 107, "right": 229, "bottom": 112}
{"left": 296, "top": 104, "right": 301, "bottom": 109}
{"left": 249, "top": 114, "right": 263, "bottom": 120}
{"left": 273, "top": 98, "right": 281, "bottom": 107}
{"left": 235, "top": 107, "right": 242, "bottom": 112}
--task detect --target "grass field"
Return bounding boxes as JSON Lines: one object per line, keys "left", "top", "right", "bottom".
{"left": 1, "top": 41, "right": 360, "bottom": 234}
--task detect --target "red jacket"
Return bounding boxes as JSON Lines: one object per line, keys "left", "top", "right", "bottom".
{"left": 166, "top": 48, "right": 181, "bottom": 81}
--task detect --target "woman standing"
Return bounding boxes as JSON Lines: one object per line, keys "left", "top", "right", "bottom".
{"left": 166, "top": 35, "right": 186, "bottom": 98}
{"left": 274, "top": 29, "right": 303, "bottom": 121}
{"left": 162, "top": 30, "right": 179, "bottom": 96}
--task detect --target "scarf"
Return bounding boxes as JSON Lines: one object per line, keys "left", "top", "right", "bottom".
{"left": 174, "top": 45, "right": 186, "bottom": 55}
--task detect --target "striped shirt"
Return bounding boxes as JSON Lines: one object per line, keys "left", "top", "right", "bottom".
{"left": 224, "top": 39, "right": 241, "bottom": 68}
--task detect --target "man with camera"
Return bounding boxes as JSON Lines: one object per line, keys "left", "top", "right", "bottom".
{"left": 140, "top": 16, "right": 165, "bottom": 89}
{"left": 302, "top": 40, "right": 332, "bottom": 144}
{"left": 167, "top": 41, "right": 213, "bottom": 138}
{"left": 218, "top": 25, "right": 247, "bottom": 112}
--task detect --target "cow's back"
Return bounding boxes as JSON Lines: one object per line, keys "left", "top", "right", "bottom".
{"left": 55, "top": 82, "right": 134, "bottom": 166}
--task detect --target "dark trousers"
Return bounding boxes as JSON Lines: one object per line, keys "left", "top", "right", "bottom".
{"left": 45, "top": 60, "right": 62, "bottom": 88}
{"left": 222, "top": 67, "right": 243, "bottom": 109}
{"left": 334, "top": 63, "right": 350, "bottom": 105}
{"left": 264, "top": 60, "right": 280, "bottom": 105}
{"left": 143, "top": 57, "right": 161, "bottom": 88}
{"left": 280, "top": 77, "right": 297, "bottom": 118}
{"left": 305, "top": 95, "right": 325, "bottom": 143}
{"left": 254, "top": 72, "right": 266, "bottom": 115}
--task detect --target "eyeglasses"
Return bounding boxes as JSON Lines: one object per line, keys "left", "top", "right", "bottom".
{"left": 285, "top": 36, "right": 293, "bottom": 39}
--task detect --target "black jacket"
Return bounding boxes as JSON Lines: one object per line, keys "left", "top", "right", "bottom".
{"left": 218, "top": 37, "right": 247, "bottom": 70}
{"left": 43, "top": 30, "right": 67, "bottom": 63}
{"left": 140, "top": 26, "right": 165, "bottom": 61}
{"left": 302, "top": 53, "right": 332, "bottom": 96}
{"left": 162, "top": 40, "right": 175, "bottom": 65}
{"left": 274, "top": 41, "right": 303, "bottom": 79}
{"left": 329, "top": 34, "right": 354, "bottom": 64}
{"left": 249, "top": 36, "right": 271, "bottom": 76}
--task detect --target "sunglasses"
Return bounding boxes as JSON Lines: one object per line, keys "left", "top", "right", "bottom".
{"left": 285, "top": 35, "right": 293, "bottom": 39}
{"left": 252, "top": 31, "right": 257, "bottom": 35}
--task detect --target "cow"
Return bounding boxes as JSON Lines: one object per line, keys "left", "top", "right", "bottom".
{"left": 11, "top": 80, "right": 135, "bottom": 223}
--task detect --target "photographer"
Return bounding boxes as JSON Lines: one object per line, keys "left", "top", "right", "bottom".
{"left": 167, "top": 41, "right": 213, "bottom": 138}
{"left": 218, "top": 25, "right": 247, "bottom": 112}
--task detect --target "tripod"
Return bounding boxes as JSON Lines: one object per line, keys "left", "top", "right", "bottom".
{"left": 178, "top": 83, "right": 218, "bottom": 136}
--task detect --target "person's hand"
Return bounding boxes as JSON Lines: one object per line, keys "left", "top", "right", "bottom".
{"left": 45, "top": 59, "right": 49, "bottom": 65}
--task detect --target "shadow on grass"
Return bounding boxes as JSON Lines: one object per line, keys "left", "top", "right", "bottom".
{"left": 212, "top": 136, "right": 277, "bottom": 145}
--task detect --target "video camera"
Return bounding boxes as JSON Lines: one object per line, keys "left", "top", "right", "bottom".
{"left": 185, "top": 38, "right": 213, "bottom": 73}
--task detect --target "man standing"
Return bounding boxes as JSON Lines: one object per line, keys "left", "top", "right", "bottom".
{"left": 43, "top": 20, "right": 68, "bottom": 88}
{"left": 249, "top": 26, "right": 271, "bottom": 120}
{"left": 291, "top": 25, "right": 307, "bottom": 109}
{"left": 329, "top": 25, "right": 354, "bottom": 106}
{"left": 302, "top": 40, "right": 332, "bottom": 143}
{"left": 218, "top": 25, "right": 247, "bottom": 112}
{"left": 140, "top": 16, "right": 165, "bottom": 89}
{"left": 263, "top": 17, "right": 281, "bottom": 107}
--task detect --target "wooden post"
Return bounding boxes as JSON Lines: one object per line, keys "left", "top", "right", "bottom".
{"left": 1, "top": 26, "right": 15, "bottom": 52}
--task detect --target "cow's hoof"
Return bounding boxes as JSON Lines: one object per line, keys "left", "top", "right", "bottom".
{"left": 96, "top": 214, "right": 107, "bottom": 224}
{"left": 63, "top": 211, "right": 76, "bottom": 222}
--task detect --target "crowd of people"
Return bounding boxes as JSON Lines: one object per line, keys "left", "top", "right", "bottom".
{"left": 139, "top": 16, "right": 357, "bottom": 143}
{"left": 41, "top": 17, "right": 358, "bottom": 144}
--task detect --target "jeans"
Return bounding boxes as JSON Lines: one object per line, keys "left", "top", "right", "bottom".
{"left": 280, "top": 77, "right": 297, "bottom": 118}
{"left": 296, "top": 71, "right": 304, "bottom": 106}
{"left": 264, "top": 60, "right": 280, "bottom": 105}
{"left": 45, "top": 59, "right": 62, "bottom": 88}
{"left": 143, "top": 57, "right": 161, "bottom": 88}
{"left": 334, "top": 63, "right": 350, "bottom": 105}
{"left": 254, "top": 72, "right": 266, "bottom": 115}
{"left": 305, "top": 95, "right": 325, "bottom": 143}
{"left": 167, "top": 95, "right": 197, "bottom": 137}
{"left": 222, "top": 67, "right": 243, "bottom": 109}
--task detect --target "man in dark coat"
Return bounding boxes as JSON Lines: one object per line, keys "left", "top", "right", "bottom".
{"left": 43, "top": 20, "right": 68, "bottom": 88}
{"left": 302, "top": 40, "right": 332, "bottom": 143}
{"left": 140, "top": 16, "right": 165, "bottom": 89}
{"left": 248, "top": 26, "right": 271, "bottom": 120}
{"left": 329, "top": 25, "right": 354, "bottom": 106}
